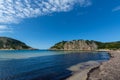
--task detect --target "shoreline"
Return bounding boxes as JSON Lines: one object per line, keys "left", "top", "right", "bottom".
{"left": 65, "top": 61, "right": 101, "bottom": 80}
{"left": 65, "top": 51, "right": 112, "bottom": 80}
{"left": 87, "top": 51, "right": 120, "bottom": 80}
{"left": 67, "top": 50, "right": 120, "bottom": 80}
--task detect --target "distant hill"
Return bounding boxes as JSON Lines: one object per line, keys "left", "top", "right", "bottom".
{"left": 50, "top": 40, "right": 120, "bottom": 50}
{"left": 95, "top": 41, "right": 120, "bottom": 50}
{"left": 50, "top": 40, "right": 98, "bottom": 51}
{"left": 0, "top": 37, "right": 33, "bottom": 50}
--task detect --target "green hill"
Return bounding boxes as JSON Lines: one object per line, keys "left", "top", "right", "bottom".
{"left": 95, "top": 41, "right": 120, "bottom": 50}
{"left": 0, "top": 37, "right": 33, "bottom": 50}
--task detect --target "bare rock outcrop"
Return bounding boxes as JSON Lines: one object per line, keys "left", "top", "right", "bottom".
{"left": 64, "top": 40, "right": 97, "bottom": 51}
{"left": 50, "top": 40, "right": 98, "bottom": 51}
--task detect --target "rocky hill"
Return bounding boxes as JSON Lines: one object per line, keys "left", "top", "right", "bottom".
{"left": 50, "top": 40, "right": 98, "bottom": 51}
{"left": 0, "top": 37, "right": 33, "bottom": 50}
{"left": 50, "top": 40, "right": 120, "bottom": 50}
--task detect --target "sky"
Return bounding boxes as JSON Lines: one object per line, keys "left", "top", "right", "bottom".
{"left": 0, "top": 0, "right": 120, "bottom": 49}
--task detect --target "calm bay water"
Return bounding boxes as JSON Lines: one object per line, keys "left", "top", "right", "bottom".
{"left": 0, "top": 50, "right": 110, "bottom": 80}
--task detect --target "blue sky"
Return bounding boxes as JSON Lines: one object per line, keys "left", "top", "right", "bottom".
{"left": 0, "top": 0, "right": 120, "bottom": 49}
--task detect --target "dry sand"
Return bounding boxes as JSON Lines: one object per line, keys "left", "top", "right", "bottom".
{"left": 88, "top": 51, "right": 120, "bottom": 80}
{"left": 66, "top": 51, "right": 120, "bottom": 80}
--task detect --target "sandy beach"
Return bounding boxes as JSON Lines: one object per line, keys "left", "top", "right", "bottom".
{"left": 88, "top": 51, "right": 120, "bottom": 80}
{"left": 66, "top": 61, "right": 101, "bottom": 80}
{"left": 66, "top": 51, "right": 120, "bottom": 80}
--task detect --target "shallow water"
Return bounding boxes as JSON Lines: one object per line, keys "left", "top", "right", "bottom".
{"left": 0, "top": 50, "right": 110, "bottom": 80}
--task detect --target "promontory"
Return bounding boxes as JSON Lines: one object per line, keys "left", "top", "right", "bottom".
{"left": 0, "top": 37, "right": 33, "bottom": 50}
{"left": 50, "top": 40, "right": 120, "bottom": 50}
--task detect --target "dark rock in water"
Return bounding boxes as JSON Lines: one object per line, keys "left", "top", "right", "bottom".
{"left": 50, "top": 40, "right": 98, "bottom": 51}
{"left": 0, "top": 37, "right": 33, "bottom": 50}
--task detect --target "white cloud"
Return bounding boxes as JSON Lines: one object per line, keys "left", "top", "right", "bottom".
{"left": 0, "top": 0, "right": 92, "bottom": 24}
{"left": 0, "top": 25, "right": 13, "bottom": 33}
{"left": 112, "top": 6, "right": 120, "bottom": 12}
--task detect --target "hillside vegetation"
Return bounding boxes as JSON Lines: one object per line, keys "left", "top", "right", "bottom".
{"left": 0, "top": 37, "right": 33, "bottom": 50}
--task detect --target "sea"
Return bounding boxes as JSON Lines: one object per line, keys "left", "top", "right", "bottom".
{"left": 0, "top": 50, "right": 110, "bottom": 80}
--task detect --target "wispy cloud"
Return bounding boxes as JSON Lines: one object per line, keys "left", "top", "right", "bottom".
{"left": 112, "top": 6, "right": 120, "bottom": 12}
{"left": 0, "top": 25, "right": 13, "bottom": 33}
{"left": 0, "top": 0, "right": 92, "bottom": 24}
{"left": 0, "top": 0, "right": 92, "bottom": 33}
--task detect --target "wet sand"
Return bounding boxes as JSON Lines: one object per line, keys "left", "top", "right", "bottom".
{"left": 66, "top": 51, "right": 120, "bottom": 80}
{"left": 66, "top": 61, "right": 100, "bottom": 80}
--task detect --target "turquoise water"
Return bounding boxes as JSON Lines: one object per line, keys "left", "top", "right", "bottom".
{"left": 0, "top": 50, "right": 110, "bottom": 80}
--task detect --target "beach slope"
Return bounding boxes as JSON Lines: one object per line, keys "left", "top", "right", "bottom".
{"left": 66, "top": 61, "right": 100, "bottom": 80}
{"left": 88, "top": 51, "right": 120, "bottom": 80}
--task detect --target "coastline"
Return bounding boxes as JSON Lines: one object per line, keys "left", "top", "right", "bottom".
{"left": 87, "top": 51, "right": 120, "bottom": 80}
{"left": 65, "top": 50, "right": 120, "bottom": 80}
{"left": 65, "top": 51, "right": 111, "bottom": 80}
{"left": 65, "top": 61, "right": 101, "bottom": 80}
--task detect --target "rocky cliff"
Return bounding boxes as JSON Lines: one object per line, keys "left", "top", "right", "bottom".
{"left": 50, "top": 40, "right": 120, "bottom": 50}
{"left": 0, "top": 37, "right": 33, "bottom": 50}
{"left": 50, "top": 40, "right": 98, "bottom": 51}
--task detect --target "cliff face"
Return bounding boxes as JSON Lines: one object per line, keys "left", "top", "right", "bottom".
{"left": 0, "top": 37, "right": 33, "bottom": 50}
{"left": 50, "top": 40, "right": 98, "bottom": 51}
{"left": 64, "top": 40, "right": 98, "bottom": 50}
